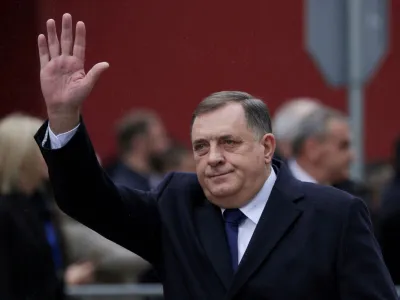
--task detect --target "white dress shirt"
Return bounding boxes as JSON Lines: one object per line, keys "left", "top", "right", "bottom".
{"left": 46, "top": 124, "right": 79, "bottom": 149}
{"left": 221, "top": 168, "right": 276, "bottom": 263}
{"left": 288, "top": 159, "right": 317, "bottom": 183}
{"left": 47, "top": 124, "right": 277, "bottom": 264}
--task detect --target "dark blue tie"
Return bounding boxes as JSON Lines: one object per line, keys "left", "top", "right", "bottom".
{"left": 223, "top": 209, "right": 246, "bottom": 272}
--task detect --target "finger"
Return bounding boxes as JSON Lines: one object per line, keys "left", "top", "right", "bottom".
{"left": 85, "top": 62, "right": 109, "bottom": 90}
{"left": 46, "top": 19, "right": 60, "bottom": 58}
{"left": 61, "top": 13, "right": 73, "bottom": 55}
{"left": 73, "top": 21, "right": 86, "bottom": 61}
{"left": 37, "top": 34, "right": 50, "bottom": 69}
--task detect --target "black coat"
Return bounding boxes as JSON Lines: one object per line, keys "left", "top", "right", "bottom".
{"left": 0, "top": 191, "right": 65, "bottom": 299}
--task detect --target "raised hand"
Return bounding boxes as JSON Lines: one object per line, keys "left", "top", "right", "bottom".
{"left": 38, "top": 13, "right": 109, "bottom": 133}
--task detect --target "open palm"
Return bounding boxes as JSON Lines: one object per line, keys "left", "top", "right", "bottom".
{"left": 38, "top": 13, "right": 109, "bottom": 115}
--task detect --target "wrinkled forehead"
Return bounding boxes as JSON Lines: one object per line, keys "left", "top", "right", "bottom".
{"left": 191, "top": 104, "right": 250, "bottom": 142}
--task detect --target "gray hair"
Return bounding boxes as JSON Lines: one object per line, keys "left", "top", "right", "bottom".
{"left": 191, "top": 91, "right": 272, "bottom": 139}
{"left": 272, "top": 98, "right": 322, "bottom": 142}
{"left": 291, "top": 107, "right": 347, "bottom": 157}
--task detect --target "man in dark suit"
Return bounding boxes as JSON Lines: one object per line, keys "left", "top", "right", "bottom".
{"left": 34, "top": 13, "right": 397, "bottom": 299}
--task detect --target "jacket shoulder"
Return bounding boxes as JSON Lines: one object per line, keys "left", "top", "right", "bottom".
{"left": 298, "top": 181, "right": 367, "bottom": 217}
{"left": 153, "top": 172, "right": 204, "bottom": 204}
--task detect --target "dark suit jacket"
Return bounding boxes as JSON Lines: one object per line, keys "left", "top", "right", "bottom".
{"left": 109, "top": 161, "right": 152, "bottom": 191}
{"left": 377, "top": 176, "right": 400, "bottom": 284}
{"left": 35, "top": 120, "right": 397, "bottom": 300}
{"left": 0, "top": 192, "right": 65, "bottom": 300}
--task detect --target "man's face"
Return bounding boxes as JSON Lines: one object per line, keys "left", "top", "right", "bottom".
{"left": 191, "top": 103, "right": 275, "bottom": 208}
{"left": 319, "top": 119, "right": 353, "bottom": 183}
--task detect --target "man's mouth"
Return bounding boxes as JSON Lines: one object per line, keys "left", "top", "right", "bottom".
{"left": 209, "top": 171, "right": 233, "bottom": 178}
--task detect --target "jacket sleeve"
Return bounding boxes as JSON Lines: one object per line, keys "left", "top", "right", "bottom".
{"left": 34, "top": 119, "right": 172, "bottom": 265}
{"left": 337, "top": 197, "right": 398, "bottom": 299}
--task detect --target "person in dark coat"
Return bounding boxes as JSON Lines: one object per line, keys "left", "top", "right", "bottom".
{"left": 0, "top": 113, "right": 67, "bottom": 299}
{"left": 0, "top": 113, "right": 94, "bottom": 300}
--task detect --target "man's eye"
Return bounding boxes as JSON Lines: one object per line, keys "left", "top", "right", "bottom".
{"left": 194, "top": 144, "right": 205, "bottom": 151}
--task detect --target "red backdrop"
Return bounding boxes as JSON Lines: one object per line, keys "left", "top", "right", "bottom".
{"left": 1, "top": 0, "right": 399, "bottom": 162}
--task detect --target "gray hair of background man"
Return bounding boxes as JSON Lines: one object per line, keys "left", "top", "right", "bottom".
{"left": 272, "top": 98, "right": 323, "bottom": 143}
{"left": 191, "top": 91, "right": 272, "bottom": 139}
{"left": 291, "top": 106, "right": 347, "bottom": 157}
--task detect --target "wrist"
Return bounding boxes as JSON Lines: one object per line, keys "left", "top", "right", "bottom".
{"left": 48, "top": 109, "right": 80, "bottom": 134}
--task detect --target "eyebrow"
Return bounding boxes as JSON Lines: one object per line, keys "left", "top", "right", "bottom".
{"left": 192, "top": 138, "right": 206, "bottom": 145}
{"left": 192, "top": 134, "right": 238, "bottom": 145}
{"left": 220, "top": 134, "right": 237, "bottom": 140}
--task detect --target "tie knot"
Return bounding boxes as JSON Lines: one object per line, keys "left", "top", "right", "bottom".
{"left": 223, "top": 209, "right": 246, "bottom": 226}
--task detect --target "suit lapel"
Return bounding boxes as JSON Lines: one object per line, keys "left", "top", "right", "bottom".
{"left": 194, "top": 199, "right": 233, "bottom": 290}
{"left": 227, "top": 163, "right": 304, "bottom": 298}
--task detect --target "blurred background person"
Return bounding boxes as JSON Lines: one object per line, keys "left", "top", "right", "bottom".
{"left": 272, "top": 97, "right": 322, "bottom": 160}
{"left": 0, "top": 113, "right": 94, "bottom": 300}
{"left": 287, "top": 106, "right": 373, "bottom": 212}
{"left": 288, "top": 106, "right": 353, "bottom": 185}
{"left": 106, "top": 109, "right": 170, "bottom": 190}
{"left": 273, "top": 99, "right": 372, "bottom": 207}
{"left": 157, "top": 141, "right": 195, "bottom": 174}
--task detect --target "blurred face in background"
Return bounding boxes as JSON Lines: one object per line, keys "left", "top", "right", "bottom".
{"left": 161, "top": 151, "right": 196, "bottom": 174}
{"left": 318, "top": 119, "right": 353, "bottom": 183}
{"left": 145, "top": 118, "right": 171, "bottom": 172}
{"left": 147, "top": 118, "right": 170, "bottom": 155}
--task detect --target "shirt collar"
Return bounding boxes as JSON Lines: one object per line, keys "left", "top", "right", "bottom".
{"left": 221, "top": 167, "right": 277, "bottom": 225}
{"left": 288, "top": 159, "right": 317, "bottom": 183}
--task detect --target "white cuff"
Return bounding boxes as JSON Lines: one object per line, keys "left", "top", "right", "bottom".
{"left": 47, "top": 124, "right": 80, "bottom": 149}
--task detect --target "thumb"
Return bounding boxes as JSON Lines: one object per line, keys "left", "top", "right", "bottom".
{"left": 85, "top": 62, "right": 109, "bottom": 90}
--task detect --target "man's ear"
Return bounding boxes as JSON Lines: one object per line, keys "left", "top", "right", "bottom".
{"left": 262, "top": 133, "right": 276, "bottom": 164}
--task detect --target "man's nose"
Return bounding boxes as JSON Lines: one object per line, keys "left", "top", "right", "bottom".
{"left": 208, "top": 145, "right": 224, "bottom": 167}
